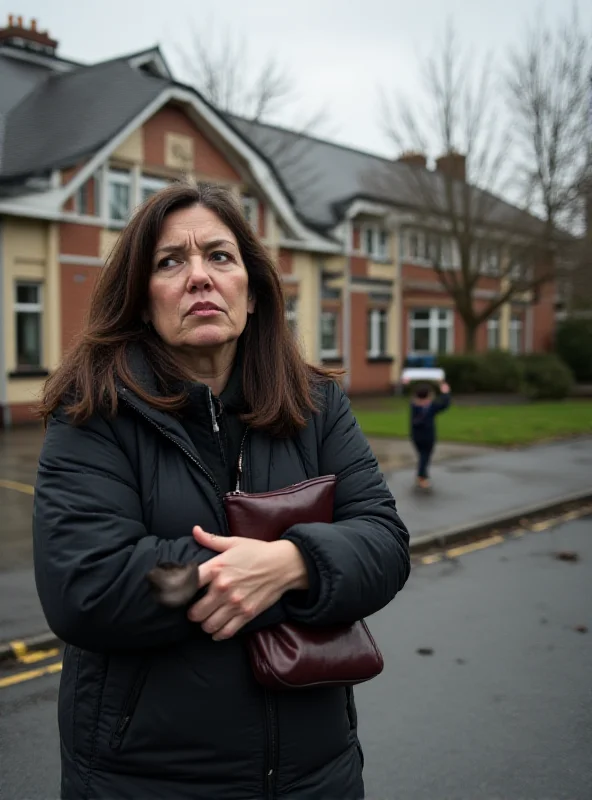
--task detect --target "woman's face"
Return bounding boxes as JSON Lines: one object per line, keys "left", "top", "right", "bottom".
{"left": 147, "top": 204, "right": 255, "bottom": 356}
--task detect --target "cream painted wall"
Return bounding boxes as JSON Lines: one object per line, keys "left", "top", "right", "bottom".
{"left": 7, "top": 376, "right": 44, "bottom": 405}
{"left": 292, "top": 251, "right": 320, "bottom": 362}
{"left": 368, "top": 261, "right": 395, "bottom": 281}
{"left": 2, "top": 217, "right": 53, "bottom": 404}
{"left": 499, "top": 276, "right": 511, "bottom": 350}
{"left": 112, "top": 127, "right": 144, "bottom": 163}
{"left": 3, "top": 218, "right": 47, "bottom": 371}
{"left": 389, "top": 228, "right": 402, "bottom": 382}
{"left": 100, "top": 229, "right": 121, "bottom": 263}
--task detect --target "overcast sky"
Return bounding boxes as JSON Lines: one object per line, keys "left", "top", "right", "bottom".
{"left": 9, "top": 0, "right": 592, "bottom": 156}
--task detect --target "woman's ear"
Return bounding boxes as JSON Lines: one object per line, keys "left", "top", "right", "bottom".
{"left": 247, "top": 291, "right": 256, "bottom": 315}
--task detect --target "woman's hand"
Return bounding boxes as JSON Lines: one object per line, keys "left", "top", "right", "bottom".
{"left": 187, "top": 527, "right": 308, "bottom": 640}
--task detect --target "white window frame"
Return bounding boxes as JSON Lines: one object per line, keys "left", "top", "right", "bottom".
{"left": 242, "top": 195, "right": 259, "bottom": 230}
{"left": 367, "top": 308, "right": 388, "bottom": 358}
{"left": 14, "top": 281, "right": 44, "bottom": 369}
{"left": 140, "top": 175, "right": 169, "bottom": 203}
{"left": 509, "top": 316, "right": 523, "bottom": 354}
{"left": 107, "top": 169, "right": 132, "bottom": 223}
{"left": 487, "top": 315, "right": 500, "bottom": 349}
{"left": 362, "top": 224, "right": 389, "bottom": 260}
{"left": 409, "top": 307, "right": 454, "bottom": 355}
{"left": 320, "top": 310, "right": 339, "bottom": 359}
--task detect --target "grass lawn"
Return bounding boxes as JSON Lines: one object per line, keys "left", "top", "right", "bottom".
{"left": 352, "top": 398, "right": 592, "bottom": 446}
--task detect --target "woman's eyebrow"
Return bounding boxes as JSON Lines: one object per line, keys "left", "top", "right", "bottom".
{"left": 154, "top": 238, "right": 237, "bottom": 255}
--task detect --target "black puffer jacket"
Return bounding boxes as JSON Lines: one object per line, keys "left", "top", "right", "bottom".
{"left": 33, "top": 352, "right": 410, "bottom": 800}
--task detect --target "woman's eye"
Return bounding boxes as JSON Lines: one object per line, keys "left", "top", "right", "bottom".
{"left": 156, "top": 256, "right": 182, "bottom": 270}
{"left": 210, "top": 251, "right": 232, "bottom": 264}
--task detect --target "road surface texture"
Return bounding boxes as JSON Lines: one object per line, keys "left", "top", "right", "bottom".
{"left": 1, "top": 517, "right": 590, "bottom": 800}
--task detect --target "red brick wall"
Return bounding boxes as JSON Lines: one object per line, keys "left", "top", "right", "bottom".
{"left": 60, "top": 265, "right": 100, "bottom": 354}
{"left": 348, "top": 293, "right": 392, "bottom": 393}
{"left": 350, "top": 256, "right": 368, "bottom": 277}
{"left": 60, "top": 223, "right": 100, "bottom": 256}
{"left": 278, "top": 249, "right": 293, "bottom": 275}
{"left": 8, "top": 403, "right": 41, "bottom": 425}
{"left": 531, "top": 281, "right": 555, "bottom": 352}
{"left": 143, "top": 105, "right": 241, "bottom": 182}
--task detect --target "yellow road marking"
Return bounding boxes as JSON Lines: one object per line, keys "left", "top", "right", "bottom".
{"left": 0, "top": 661, "right": 62, "bottom": 689}
{"left": 18, "top": 648, "right": 60, "bottom": 665}
{"left": 10, "top": 640, "right": 28, "bottom": 659}
{"left": 420, "top": 554, "right": 442, "bottom": 565}
{"left": 446, "top": 535, "right": 504, "bottom": 559}
{"left": 531, "top": 520, "right": 553, "bottom": 532}
{"left": 0, "top": 478, "right": 34, "bottom": 495}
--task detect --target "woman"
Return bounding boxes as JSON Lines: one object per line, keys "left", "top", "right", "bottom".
{"left": 33, "top": 182, "right": 410, "bottom": 800}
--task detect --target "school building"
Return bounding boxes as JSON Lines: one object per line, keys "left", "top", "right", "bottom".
{"left": 0, "top": 15, "right": 555, "bottom": 425}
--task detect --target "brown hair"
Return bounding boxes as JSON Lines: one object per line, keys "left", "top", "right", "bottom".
{"left": 40, "top": 182, "right": 338, "bottom": 436}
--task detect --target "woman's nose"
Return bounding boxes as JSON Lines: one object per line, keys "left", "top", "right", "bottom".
{"left": 186, "top": 257, "right": 211, "bottom": 290}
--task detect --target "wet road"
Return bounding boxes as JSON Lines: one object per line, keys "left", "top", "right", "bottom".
{"left": 1, "top": 517, "right": 590, "bottom": 800}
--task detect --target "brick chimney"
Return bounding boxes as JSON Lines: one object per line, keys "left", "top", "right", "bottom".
{"left": 397, "top": 151, "right": 428, "bottom": 170}
{"left": 435, "top": 151, "right": 466, "bottom": 182}
{"left": 0, "top": 14, "right": 58, "bottom": 55}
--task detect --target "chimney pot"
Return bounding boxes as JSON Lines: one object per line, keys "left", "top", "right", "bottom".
{"left": 435, "top": 151, "right": 466, "bottom": 182}
{"left": 397, "top": 151, "right": 428, "bottom": 170}
{"left": 31, "top": 18, "right": 37, "bottom": 31}
{"left": 17, "top": 15, "right": 23, "bottom": 27}
{"left": 8, "top": 14, "right": 14, "bottom": 26}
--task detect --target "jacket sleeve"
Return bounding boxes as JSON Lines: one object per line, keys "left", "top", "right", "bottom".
{"left": 33, "top": 412, "right": 224, "bottom": 652}
{"left": 433, "top": 393, "right": 451, "bottom": 414}
{"left": 281, "top": 382, "right": 410, "bottom": 626}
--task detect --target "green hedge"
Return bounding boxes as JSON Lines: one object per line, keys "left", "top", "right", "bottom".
{"left": 519, "top": 354, "right": 574, "bottom": 400}
{"left": 555, "top": 319, "right": 592, "bottom": 383}
{"left": 436, "top": 351, "right": 572, "bottom": 399}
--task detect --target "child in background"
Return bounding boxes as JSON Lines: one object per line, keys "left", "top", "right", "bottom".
{"left": 410, "top": 381, "right": 451, "bottom": 489}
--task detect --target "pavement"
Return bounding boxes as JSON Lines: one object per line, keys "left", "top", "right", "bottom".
{"left": 1, "top": 424, "right": 591, "bottom": 653}
{"left": 1, "top": 517, "right": 591, "bottom": 799}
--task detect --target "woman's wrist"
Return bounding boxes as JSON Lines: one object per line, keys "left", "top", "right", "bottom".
{"left": 272, "top": 540, "right": 309, "bottom": 592}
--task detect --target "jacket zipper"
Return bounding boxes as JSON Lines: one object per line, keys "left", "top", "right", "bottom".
{"left": 119, "top": 391, "right": 229, "bottom": 534}
{"left": 208, "top": 390, "right": 227, "bottom": 467}
{"left": 120, "top": 393, "right": 276, "bottom": 790}
{"left": 264, "top": 690, "right": 278, "bottom": 799}
{"left": 110, "top": 664, "right": 149, "bottom": 750}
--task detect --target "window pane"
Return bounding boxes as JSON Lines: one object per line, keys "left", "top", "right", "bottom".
{"left": 76, "top": 184, "right": 88, "bottom": 215}
{"left": 437, "top": 309, "right": 448, "bottom": 322}
{"left": 367, "top": 311, "right": 373, "bottom": 352}
{"left": 365, "top": 228, "right": 375, "bottom": 256}
{"left": 16, "top": 284, "right": 39, "bottom": 304}
{"left": 379, "top": 310, "right": 387, "bottom": 354}
{"left": 409, "top": 233, "right": 419, "bottom": 258}
{"left": 412, "top": 326, "right": 430, "bottom": 352}
{"left": 16, "top": 311, "right": 41, "bottom": 367}
{"left": 379, "top": 230, "right": 388, "bottom": 257}
{"left": 321, "top": 312, "right": 337, "bottom": 352}
{"left": 109, "top": 182, "right": 130, "bottom": 221}
{"left": 437, "top": 325, "right": 448, "bottom": 353}
{"left": 412, "top": 309, "right": 430, "bottom": 321}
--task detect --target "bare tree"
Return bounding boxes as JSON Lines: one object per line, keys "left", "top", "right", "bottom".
{"left": 506, "top": 5, "right": 592, "bottom": 314}
{"left": 180, "top": 24, "right": 293, "bottom": 123}
{"left": 177, "top": 20, "right": 329, "bottom": 209}
{"left": 374, "top": 23, "right": 553, "bottom": 352}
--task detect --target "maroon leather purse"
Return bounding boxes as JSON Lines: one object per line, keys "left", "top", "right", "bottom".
{"left": 224, "top": 475, "right": 384, "bottom": 690}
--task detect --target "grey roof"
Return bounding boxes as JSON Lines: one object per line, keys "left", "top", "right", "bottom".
{"left": 0, "top": 56, "right": 167, "bottom": 179}
{"left": 230, "top": 117, "right": 545, "bottom": 236}
{"left": 0, "top": 44, "right": 544, "bottom": 239}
